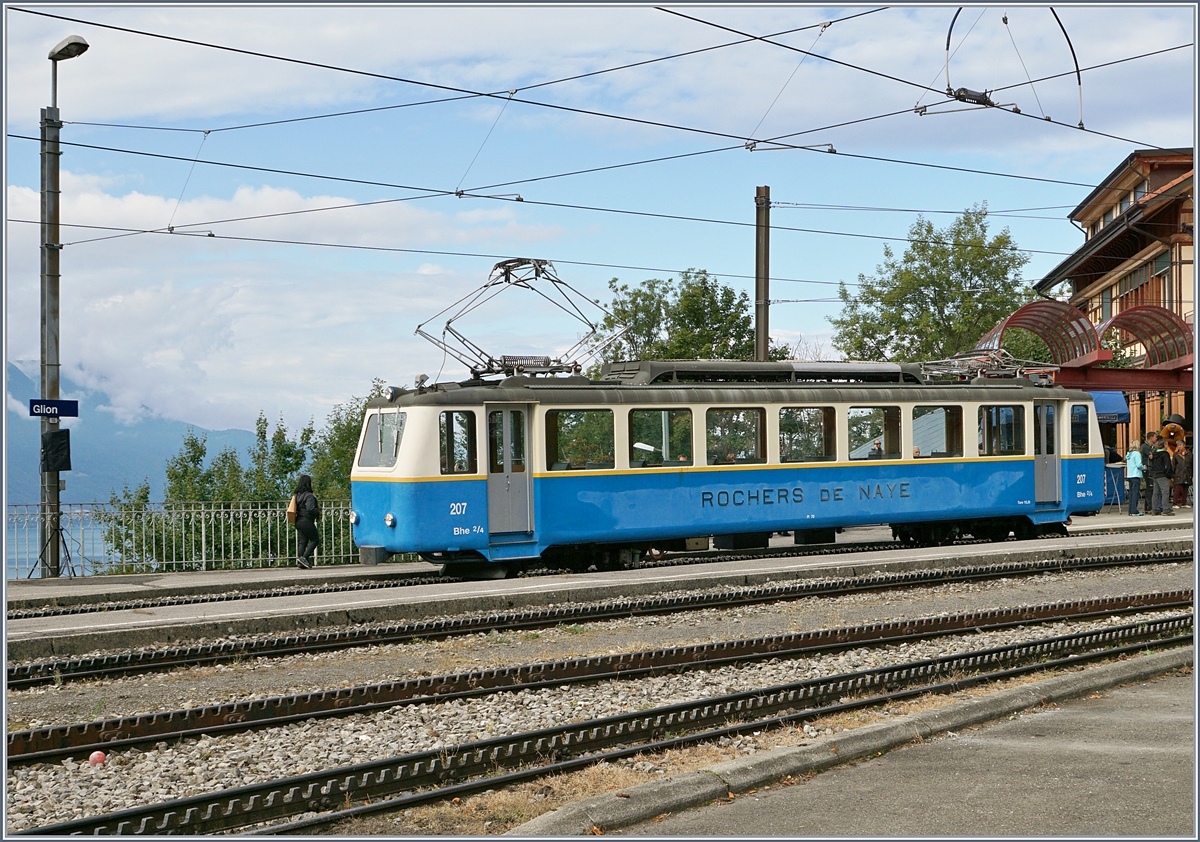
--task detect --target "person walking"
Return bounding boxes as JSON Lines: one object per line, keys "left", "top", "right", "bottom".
{"left": 1172, "top": 444, "right": 1192, "bottom": 509}
{"left": 292, "top": 474, "right": 321, "bottom": 568}
{"left": 1146, "top": 438, "right": 1174, "bottom": 516}
{"left": 1124, "top": 441, "right": 1144, "bottom": 516}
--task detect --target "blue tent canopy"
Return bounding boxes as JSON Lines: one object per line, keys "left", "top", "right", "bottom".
{"left": 1089, "top": 391, "right": 1130, "bottom": 424}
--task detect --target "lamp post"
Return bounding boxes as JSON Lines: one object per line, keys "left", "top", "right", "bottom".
{"left": 39, "top": 34, "right": 88, "bottom": 578}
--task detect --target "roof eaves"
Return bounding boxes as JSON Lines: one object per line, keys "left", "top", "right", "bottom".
{"left": 1069, "top": 148, "right": 1193, "bottom": 221}
{"left": 1035, "top": 204, "right": 1143, "bottom": 293}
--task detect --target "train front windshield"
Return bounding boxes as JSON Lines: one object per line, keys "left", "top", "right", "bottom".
{"left": 358, "top": 410, "right": 406, "bottom": 468}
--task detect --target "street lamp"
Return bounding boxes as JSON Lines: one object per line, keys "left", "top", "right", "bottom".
{"left": 39, "top": 34, "right": 88, "bottom": 578}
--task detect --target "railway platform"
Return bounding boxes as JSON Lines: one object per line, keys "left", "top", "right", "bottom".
{"left": 5, "top": 510, "right": 1192, "bottom": 661}
{"left": 6, "top": 507, "right": 1188, "bottom": 607}
{"left": 512, "top": 647, "right": 1195, "bottom": 837}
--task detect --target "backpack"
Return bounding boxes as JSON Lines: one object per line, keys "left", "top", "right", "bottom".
{"left": 286, "top": 495, "right": 297, "bottom": 524}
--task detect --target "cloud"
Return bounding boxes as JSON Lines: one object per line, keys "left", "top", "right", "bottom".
{"left": 5, "top": 4, "right": 1193, "bottom": 439}
{"left": 5, "top": 174, "right": 572, "bottom": 430}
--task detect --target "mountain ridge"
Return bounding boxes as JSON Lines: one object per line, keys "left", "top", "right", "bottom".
{"left": 5, "top": 363, "right": 256, "bottom": 505}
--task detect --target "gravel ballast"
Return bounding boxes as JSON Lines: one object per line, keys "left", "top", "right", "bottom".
{"left": 5, "top": 607, "right": 1188, "bottom": 833}
{"left": 7, "top": 561, "right": 1191, "bottom": 729}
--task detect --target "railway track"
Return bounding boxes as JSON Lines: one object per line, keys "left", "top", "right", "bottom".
{"left": 14, "top": 607, "right": 1191, "bottom": 836}
{"left": 7, "top": 549, "right": 1191, "bottom": 690}
{"left": 7, "top": 519, "right": 1176, "bottom": 621}
{"left": 7, "top": 589, "right": 1191, "bottom": 768}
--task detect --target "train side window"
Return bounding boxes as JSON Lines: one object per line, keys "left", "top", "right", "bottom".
{"left": 439, "top": 411, "right": 477, "bottom": 474}
{"left": 545, "top": 410, "right": 614, "bottom": 470}
{"left": 779, "top": 407, "right": 835, "bottom": 462}
{"left": 706, "top": 408, "right": 766, "bottom": 464}
{"left": 912, "top": 406, "right": 963, "bottom": 458}
{"left": 978, "top": 405, "right": 1026, "bottom": 456}
{"left": 357, "top": 410, "right": 406, "bottom": 468}
{"left": 629, "top": 409, "right": 693, "bottom": 467}
{"left": 1070, "top": 405, "right": 1090, "bottom": 454}
{"left": 848, "top": 406, "right": 900, "bottom": 460}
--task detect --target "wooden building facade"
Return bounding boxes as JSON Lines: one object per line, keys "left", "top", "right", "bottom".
{"left": 1035, "top": 148, "right": 1194, "bottom": 447}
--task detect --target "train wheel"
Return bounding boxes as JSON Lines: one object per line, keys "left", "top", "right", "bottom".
{"left": 927, "top": 524, "right": 958, "bottom": 546}
{"left": 1013, "top": 519, "right": 1038, "bottom": 542}
{"left": 442, "top": 561, "right": 512, "bottom": 580}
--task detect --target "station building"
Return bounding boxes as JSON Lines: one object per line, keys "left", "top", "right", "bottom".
{"left": 1034, "top": 148, "right": 1194, "bottom": 446}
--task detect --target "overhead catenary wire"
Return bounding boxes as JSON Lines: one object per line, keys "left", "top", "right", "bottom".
{"left": 4, "top": 130, "right": 1124, "bottom": 214}
{"left": 744, "top": 22, "right": 829, "bottom": 144}
{"left": 165, "top": 130, "right": 210, "bottom": 231}
{"left": 61, "top": 8, "right": 889, "bottom": 137}
{"left": 63, "top": 39, "right": 1188, "bottom": 153}
{"left": 9, "top": 6, "right": 863, "bottom": 151}
{"left": 658, "top": 6, "right": 945, "bottom": 96}
{"left": 665, "top": 5, "right": 1165, "bottom": 149}
{"left": 769, "top": 200, "right": 1076, "bottom": 220}
{"left": 1001, "top": 11, "right": 1047, "bottom": 119}
{"left": 5, "top": 136, "right": 1076, "bottom": 258}
{"left": 7, "top": 216, "right": 1102, "bottom": 287}
{"left": 13, "top": 6, "right": 1167, "bottom": 159}
{"left": 456, "top": 91, "right": 515, "bottom": 193}
{"left": 3, "top": 218, "right": 867, "bottom": 288}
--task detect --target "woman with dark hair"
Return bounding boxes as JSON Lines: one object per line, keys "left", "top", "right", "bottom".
{"left": 292, "top": 474, "right": 321, "bottom": 568}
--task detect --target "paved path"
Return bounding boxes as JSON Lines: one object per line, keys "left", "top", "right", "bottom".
{"left": 614, "top": 669, "right": 1195, "bottom": 838}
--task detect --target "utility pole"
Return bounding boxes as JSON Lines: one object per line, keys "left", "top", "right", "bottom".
{"left": 754, "top": 185, "right": 770, "bottom": 361}
{"left": 39, "top": 35, "right": 88, "bottom": 578}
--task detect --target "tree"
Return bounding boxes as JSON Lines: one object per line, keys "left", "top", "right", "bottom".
{"left": 830, "top": 206, "right": 1032, "bottom": 362}
{"left": 599, "top": 269, "right": 788, "bottom": 362}
{"left": 308, "top": 379, "right": 388, "bottom": 499}
{"left": 162, "top": 415, "right": 311, "bottom": 503}
{"left": 164, "top": 429, "right": 213, "bottom": 502}
{"left": 245, "top": 413, "right": 314, "bottom": 500}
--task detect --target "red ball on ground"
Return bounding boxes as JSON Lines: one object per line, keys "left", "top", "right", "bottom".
{"left": 88, "top": 751, "right": 106, "bottom": 766}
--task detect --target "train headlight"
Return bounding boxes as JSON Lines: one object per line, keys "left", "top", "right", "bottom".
{"left": 384, "top": 513, "right": 396, "bottom": 528}
{"left": 349, "top": 511, "right": 359, "bottom": 525}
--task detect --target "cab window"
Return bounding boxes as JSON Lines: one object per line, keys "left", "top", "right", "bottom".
{"left": 357, "top": 410, "right": 406, "bottom": 468}
{"left": 1070, "top": 405, "right": 1090, "bottom": 454}
{"left": 439, "top": 411, "right": 477, "bottom": 474}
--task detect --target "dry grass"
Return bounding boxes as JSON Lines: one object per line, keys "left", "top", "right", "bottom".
{"left": 316, "top": 658, "right": 1183, "bottom": 836}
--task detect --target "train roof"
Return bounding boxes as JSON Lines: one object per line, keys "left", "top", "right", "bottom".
{"left": 368, "top": 360, "right": 1095, "bottom": 409}
{"left": 597, "top": 359, "right": 926, "bottom": 384}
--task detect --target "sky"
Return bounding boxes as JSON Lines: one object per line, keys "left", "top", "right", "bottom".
{"left": 4, "top": 2, "right": 1196, "bottom": 435}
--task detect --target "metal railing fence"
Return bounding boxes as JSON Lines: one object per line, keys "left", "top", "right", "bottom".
{"left": 6, "top": 500, "right": 357, "bottom": 579}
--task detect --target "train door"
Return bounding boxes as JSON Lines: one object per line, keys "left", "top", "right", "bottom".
{"left": 486, "top": 405, "right": 532, "bottom": 534}
{"left": 1033, "top": 401, "right": 1061, "bottom": 503}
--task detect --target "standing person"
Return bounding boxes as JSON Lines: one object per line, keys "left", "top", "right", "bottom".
{"left": 1146, "top": 438, "right": 1174, "bottom": 516}
{"left": 1124, "top": 441, "right": 1144, "bottom": 516}
{"left": 1141, "top": 432, "right": 1158, "bottom": 505}
{"left": 1172, "top": 444, "right": 1192, "bottom": 509}
{"left": 292, "top": 474, "right": 321, "bottom": 568}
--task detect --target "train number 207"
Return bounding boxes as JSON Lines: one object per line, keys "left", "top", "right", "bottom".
{"left": 449, "top": 502, "right": 468, "bottom": 516}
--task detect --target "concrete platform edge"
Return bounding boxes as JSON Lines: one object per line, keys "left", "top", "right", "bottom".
{"left": 505, "top": 646, "right": 1194, "bottom": 837}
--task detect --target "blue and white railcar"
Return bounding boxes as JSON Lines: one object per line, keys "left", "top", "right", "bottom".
{"left": 350, "top": 361, "right": 1105, "bottom": 576}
